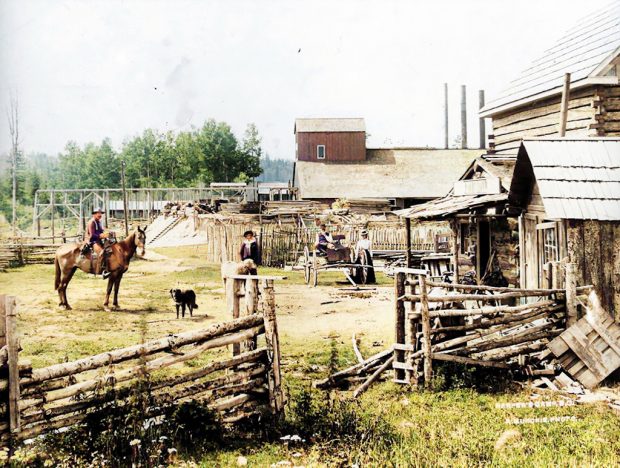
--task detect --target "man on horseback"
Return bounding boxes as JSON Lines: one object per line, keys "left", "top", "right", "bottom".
{"left": 87, "top": 208, "right": 110, "bottom": 279}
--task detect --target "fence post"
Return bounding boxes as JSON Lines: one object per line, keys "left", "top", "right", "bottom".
{"left": 565, "top": 263, "right": 578, "bottom": 327}
{"left": 259, "top": 279, "right": 284, "bottom": 418}
{"left": 394, "top": 272, "right": 406, "bottom": 381}
{"left": 5, "top": 296, "right": 20, "bottom": 438}
{"left": 243, "top": 277, "right": 259, "bottom": 352}
{"left": 225, "top": 278, "right": 241, "bottom": 355}
{"left": 418, "top": 274, "right": 433, "bottom": 386}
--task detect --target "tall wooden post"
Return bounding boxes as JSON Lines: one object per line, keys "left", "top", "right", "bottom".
{"left": 418, "top": 274, "right": 432, "bottom": 386}
{"left": 443, "top": 82, "right": 449, "bottom": 149}
{"left": 50, "top": 189, "right": 55, "bottom": 242}
{"left": 31, "top": 192, "right": 38, "bottom": 235}
{"left": 460, "top": 85, "right": 467, "bottom": 149}
{"left": 260, "top": 279, "right": 284, "bottom": 418}
{"left": 226, "top": 278, "right": 241, "bottom": 356}
{"left": 452, "top": 220, "right": 460, "bottom": 283}
{"left": 5, "top": 296, "right": 21, "bottom": 436}
{"left": 121, "top": 162, "right": 129, "bottom": 236}
{"left": 405, "top": 217, "right": 412, "bottom": 268}
{"left": 243, "top": 277, "right": 259, "bottom": 352}
{"left": 478, "top": 90, "right": 486, "bottom": 149}
{"left": 559, "top": 73, "right": 571, "bottom": 137}
{"left": 394, "top": 272, "right": 406, "bottom": 381}
{"left": 566, "top": 262, "right": 578, "bottom": 327}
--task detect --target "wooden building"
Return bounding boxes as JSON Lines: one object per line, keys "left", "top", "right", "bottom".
{"left": 479, "top": 2, "right": 620, "bottom": 157}
{"left": 509, "top": 138, "right": 620, "bottom": 315}
{"left": 294, "top": 118, "right": 366, "bottom": 162}
{"left": 398, "top": 138, "right": 620, "bottom": 317}
{"left": 295, "top": 147, "right": 479, "bottom": 208}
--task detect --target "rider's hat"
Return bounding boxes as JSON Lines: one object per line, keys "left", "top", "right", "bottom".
{"left": 92, "top": 207, "right": 103, "bottom": 214}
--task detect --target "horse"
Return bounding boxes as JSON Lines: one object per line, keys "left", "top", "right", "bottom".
{"left": 54, "top": 227, "right": 147, "bottom": 311}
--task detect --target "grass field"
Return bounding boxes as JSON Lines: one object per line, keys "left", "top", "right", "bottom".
{"left": 0, "top": 245, "right": 619, "bottom": 466}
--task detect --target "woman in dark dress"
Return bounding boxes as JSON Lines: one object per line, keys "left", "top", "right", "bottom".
{"left": 239, "top": 230, "right": 260, "bottom": 274}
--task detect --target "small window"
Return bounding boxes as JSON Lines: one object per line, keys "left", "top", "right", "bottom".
{"left": 317, "top": 145, "right": 326, "bottom": 159}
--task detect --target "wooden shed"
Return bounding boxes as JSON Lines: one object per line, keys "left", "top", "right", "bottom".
{"left": 509, "top": 138, "right": 620, "bottom": 316}
{"left": 294, "top": 118, "right": 366, "bottom": 163}
{"left": 479, "top": 2, "right": 620, "bottom": 157}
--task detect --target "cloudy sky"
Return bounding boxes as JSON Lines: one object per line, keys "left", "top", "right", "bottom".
{"left": 0, "top": 0, "right": 611, "bottom": 159}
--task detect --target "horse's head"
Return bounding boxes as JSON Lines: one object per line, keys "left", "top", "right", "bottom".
{"left": 135, "top": 226, "right": 147, "bottom": 257}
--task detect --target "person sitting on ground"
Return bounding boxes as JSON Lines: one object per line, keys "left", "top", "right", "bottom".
{"left": 239, "top": 230, "right": 259, "bottom": 275}
{"left": 315, "top": 224, "right": 334, "bottom": 255}
{"left": 87, "top": 208, "right": 110, "bottom": 279}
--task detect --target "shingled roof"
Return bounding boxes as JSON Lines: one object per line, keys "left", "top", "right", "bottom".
{"left": 295, "top": 148, "right": 479, "bottom": 200}
{"left": 294, "top": 118, "right": 366, "bottom": 133}
{"left": 509, "top": 138, "right": 620, "bottom": 220}
{"left": 480, "top": 2, "right": 620, "bottom": 117}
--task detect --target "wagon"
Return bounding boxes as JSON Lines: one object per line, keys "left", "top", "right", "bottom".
{"left": 301, "top": 235, "right": 373, "bottom": 287}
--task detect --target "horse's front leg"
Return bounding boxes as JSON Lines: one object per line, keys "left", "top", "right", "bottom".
{"left": 112, "top": 274, "right": 123, "bottom": 309}
{"left": 104, "top": 275, "right": 115, "bottom": 310}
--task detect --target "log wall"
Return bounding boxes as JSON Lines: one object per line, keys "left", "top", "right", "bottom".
{"left": 566, "top": 220, "right": 620, "bottom": 319}
{"left": 0, "top": 290, "right": 284, "bottom": 452}
{"left": 490, "top": 87, "right": 599, "bottom": 156}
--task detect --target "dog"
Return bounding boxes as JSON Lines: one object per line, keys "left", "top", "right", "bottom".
{"left": 170, "top": 289, "right": 198, "bottom": 319}
{"left": 220, "top": 259, "right": 258, "bottom": 287}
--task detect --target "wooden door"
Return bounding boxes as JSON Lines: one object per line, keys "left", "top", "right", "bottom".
{"left": 521, "top": 214, "right": 540, "bottom": 289}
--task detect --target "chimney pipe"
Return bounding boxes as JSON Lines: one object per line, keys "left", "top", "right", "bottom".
{"left": 478, "top": 89, "right": 486, "bottom": 150}
{"left": 443, "top": 83, "right": 449, "bottom": 149}
{"left": 460, "top": 85, "right": 467, "bottom": 149}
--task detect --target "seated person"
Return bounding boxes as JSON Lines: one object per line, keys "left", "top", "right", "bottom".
{"left": 315, "top": 224, "right": 333, "bottom": 254}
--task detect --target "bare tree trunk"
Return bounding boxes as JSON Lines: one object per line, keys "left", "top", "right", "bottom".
{"left": 7, "top": 93, "right": 20, "bottom": 236}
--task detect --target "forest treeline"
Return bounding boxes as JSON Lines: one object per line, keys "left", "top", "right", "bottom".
{"left": 0, "top": 119, "right": 293, "bottom": 224}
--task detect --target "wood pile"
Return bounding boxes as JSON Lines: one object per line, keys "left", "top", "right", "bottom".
{"left": 0, "top": 294, "right": 284, "bottom": 448}
{"left": 333, "top": 198, "right": 392, "bottom": 214}
{"left": 262, "top": 200, "right": 328, "bottom": 216}
{"left": 393, "top": 270, "right": 594, "bottom": 386}
{"left": 0, "top": 243, "right": 60, "bottom": 270}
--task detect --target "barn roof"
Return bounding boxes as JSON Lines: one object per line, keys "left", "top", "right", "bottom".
{"left": 294, "top": 118, "right": 366, "bottom": 133}
{"left": 480, "top": 2, "right": 620, "bottom": 118}
{"left": 509, "top": 138, "right": 620, "bottom": 220}
{"left": 295, "top": 148, "right": 479, "bottom": 200}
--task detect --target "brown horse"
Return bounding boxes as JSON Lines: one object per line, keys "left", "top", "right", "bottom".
{"left": 54, "top": 227, "right": 147, "bottom": 310}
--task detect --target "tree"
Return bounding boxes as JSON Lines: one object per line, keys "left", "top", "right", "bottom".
{"left": 7, "top": 92, "right": 21, "bottom": 235}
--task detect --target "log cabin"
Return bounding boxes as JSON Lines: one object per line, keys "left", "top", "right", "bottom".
{"left": 479, "top": 2, "right": 620, "bottom": 157}
{"left": 397, "top": 4, "right": 620, "bottom": 318}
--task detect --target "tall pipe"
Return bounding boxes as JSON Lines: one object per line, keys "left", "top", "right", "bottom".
{"left": 460, "top": 85, "right": 467, "bottom": 149}
{"left": 443, "top": 83, "right": 449, "bottom": 149}
{"left": 478, "top": 89, "right": 486, "bottom": 150}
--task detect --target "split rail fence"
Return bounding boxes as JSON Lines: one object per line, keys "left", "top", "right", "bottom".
{"left": 393, "top": 264, "right": 591, "bottom": 386}
{"left": 0, "top": 293, "right": 284, "bottom": 451}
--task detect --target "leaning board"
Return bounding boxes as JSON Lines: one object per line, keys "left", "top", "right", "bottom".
{"left": 547, "top": 311, "right": 620, "bottom": 388}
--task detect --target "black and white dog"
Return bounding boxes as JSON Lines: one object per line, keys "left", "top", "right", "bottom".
{"left": 170, "top": 289, "right": 199, "bottom": 319}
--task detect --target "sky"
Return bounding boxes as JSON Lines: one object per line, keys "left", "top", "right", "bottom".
{"left": 0, "top": 0, "right": 613, "bottom": 160}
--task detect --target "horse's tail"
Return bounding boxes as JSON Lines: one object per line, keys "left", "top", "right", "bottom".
{"left": 54, "top": 256, "right": 61, "bottom": 290}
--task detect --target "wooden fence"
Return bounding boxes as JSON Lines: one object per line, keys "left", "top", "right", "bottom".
{"left": 0, "top": 293, "right": 284, "bottom": 451}
{"left": 393, "top": 266, "right": 592, "bottom": 386}
{"left": 198, "top": 219, "right": 450, "bottom": 267}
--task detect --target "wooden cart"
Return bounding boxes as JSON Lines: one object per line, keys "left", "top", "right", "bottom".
{"left": 302, "top": 241, "right": 373, "bottom": 287}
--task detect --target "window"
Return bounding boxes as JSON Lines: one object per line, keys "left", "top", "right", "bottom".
{"left": 541, "top": 226, "right": 559, "bottom": 264}
{"left": 317, "top": 145, "right": 326, "bottom": 159}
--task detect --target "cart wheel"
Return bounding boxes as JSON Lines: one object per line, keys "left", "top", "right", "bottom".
{"left": 303, "top": 246, "right": 311, "bottom": 284}
{"left": 359, "top": 250, "right": 369, "bottom": 284}
{"left": 312, "top": 250, "right": 319, "bottom": 287}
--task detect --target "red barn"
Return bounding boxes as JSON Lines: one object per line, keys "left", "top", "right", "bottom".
{"left": 294, "top": 118, "right": 366, "bottom": 163}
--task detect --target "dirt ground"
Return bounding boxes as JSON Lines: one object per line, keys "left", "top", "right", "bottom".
{"left": 0, "top": 246, "right": 394, "bottom": 368}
